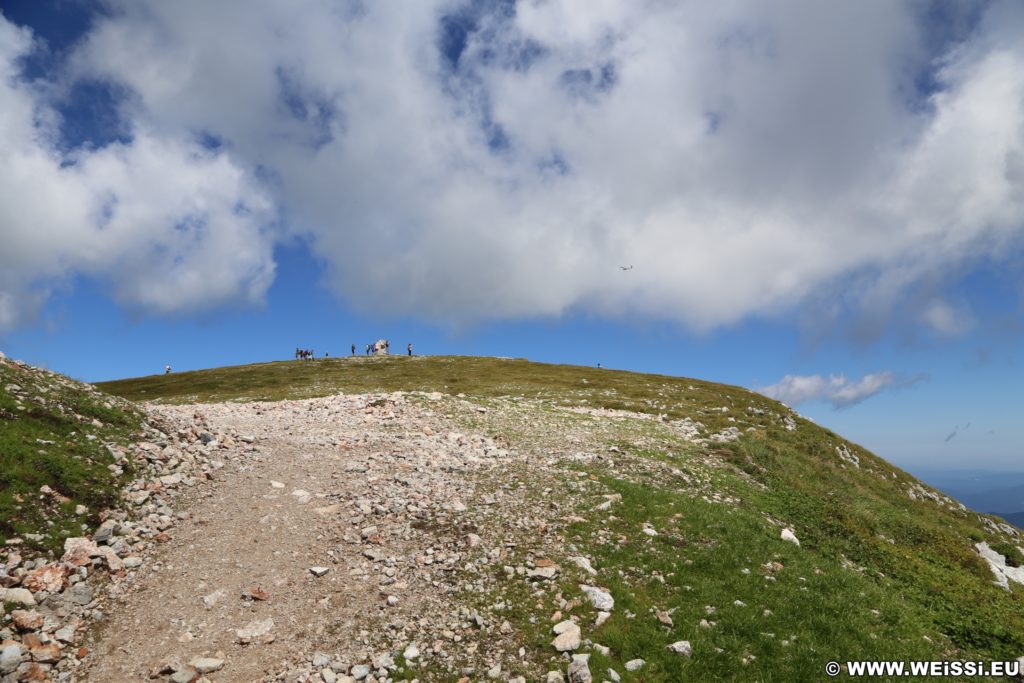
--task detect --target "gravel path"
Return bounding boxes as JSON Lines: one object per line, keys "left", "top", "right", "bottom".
{"left": 78, "top": 392, "right": 502, "bottom": 682}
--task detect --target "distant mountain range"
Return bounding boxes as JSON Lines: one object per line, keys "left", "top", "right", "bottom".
{"left": 914, "top": 468, "right": 1024, "bottom": 529}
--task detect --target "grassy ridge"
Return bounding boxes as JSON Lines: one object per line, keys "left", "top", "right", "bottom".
{"left": 1, "top": 359, "right": 143, "bottom": 554}
{"left": 96, "top": 355, "right": 1024, "bottom": 673}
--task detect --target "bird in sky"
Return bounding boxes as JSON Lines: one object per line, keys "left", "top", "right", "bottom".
{"left": 620, "top": 265, "right": 633, "bottom": 271}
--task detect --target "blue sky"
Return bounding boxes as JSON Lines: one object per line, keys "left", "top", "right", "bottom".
{"left": 1, "top": 1, "right": 1022, "bottom": 477}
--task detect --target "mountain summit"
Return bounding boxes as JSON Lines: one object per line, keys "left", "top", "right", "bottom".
{"left": 2, "top": 355, "right": 1021, "bottom": 681}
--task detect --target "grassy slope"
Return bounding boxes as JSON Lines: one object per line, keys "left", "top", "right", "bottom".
{"left": 1, "top": 359, "right": 143, "bottom": 554}
{"left": 98, "top": 356, "right": 1024, "bottom": 676}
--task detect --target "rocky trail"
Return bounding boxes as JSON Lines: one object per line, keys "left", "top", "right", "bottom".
{"left": 76, "top": 392, "right": 538, "bottom": 682}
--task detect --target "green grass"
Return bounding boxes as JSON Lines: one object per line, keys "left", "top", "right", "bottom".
{"left": 96, "top": 355, "right": 748, "bottom": 432}
{"left": 95, "top": 355, "right": 1024, "bottom": 679}
{"left": 1, "top": 360, "right": 143, "bottom": 554}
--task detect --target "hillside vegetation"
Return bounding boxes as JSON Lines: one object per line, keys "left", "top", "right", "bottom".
{"left": 0, "top": 357, "right": 142, "bottom": 554}
{"left": 94, "top": 355, "right": 1024, "bottom": 678}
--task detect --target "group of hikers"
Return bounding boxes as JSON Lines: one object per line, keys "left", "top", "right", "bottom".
{"left": 293, "top": 341, "right": 414, "bottom": 360}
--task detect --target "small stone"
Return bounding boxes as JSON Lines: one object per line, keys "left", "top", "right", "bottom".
{"left": 607, "top": 668, "right": 621, "bottom": 683}
{"left": 667, "top": 640, "right": 693, "bottom": 657}
{"left": 203, "top": 589, "right": 227, "bottom": 608}
{"left": 528, "top": 565, "right": 559, "bottom": 580}
{"left": 93, "top": 520, "right": 118, "bottom": 544}
{"left": 350, "top": 664, "right": 370, "bottom": 680}
{"left": 236, "top": 618, "right": 274, "bottom": 642}
{"left": 15, "top": 661, "right": 47, "bottom": 682}
{"left": 0, "top": 644, "right": 23, "bottom": 674}
{"left": 11, "top": 610, "right": 44, "bottom": 631}
{"left": 310, "top": 566, "right": 330, "bottom": 577}
{"left": 625, "top": 659, "right": 645, "bottom": 672}
{"left": 780, "top": 528, "right": 800, "bottom": 545}
{"left": 22, "top": 564, "right": 67, "bottom": 593}
{"left": 270, "top": 481, "right": 285, "bottom": 489}
{"left": 655, "top": 610, "right": 673, "bottom": 626}
{"left": 552, "top": 620, "right": 582, "bottom": 652}
{"left": 594, "top": 611, "right": 611, "bottom": 627}
{"left": 190, "top": 657, "right": 224, "bottom": 674}
{"left": 29, "top": 642, "right": 60, "bottom": 663}
{"left": 546, "top": 673, "right": 564, "bottom": 683}
{"left": 580, "top": 584, "right": 614, "bottom": 611}
{"left": 322, "top": 668, "right": 338, "bottom": 683}
{"left": 570, "top": 556, "right": 597, "bottom": 575}
{"left": 466, "top": 533, "right": 482, "bottom": 548}
{"left": 403, "top": 643, "right": 420, "bottom": 660}
{"left": 0, "top": 587, "right": 36, "bottom": 606}
{"left": 67, "top": 582, "right": 94, "bottom": 605}
{"left": 170, "top": 668, "right": 197, "bottom": 683}
{"left": 567, "top": 654, "right": 592, "bottom": 683}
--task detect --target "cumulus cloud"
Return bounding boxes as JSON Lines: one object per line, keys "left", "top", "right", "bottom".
{"left": 2, "top": 1, "right": 1024, "bottom": 331}
{"left": 756, "top": 370, "right": 927, "bottom": 408}
{"left": 0, "top": 14, "right": 276, "bottom": 330}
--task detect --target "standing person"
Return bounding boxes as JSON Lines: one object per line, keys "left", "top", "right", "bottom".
{"left": 407, "top": 343, "right": 413, "bottom": 357}
{"left": 351, "top": 343, "right": 356, "bottom": 356}
{"left": 164, "top": 365, "right": 171, "bottom": 374}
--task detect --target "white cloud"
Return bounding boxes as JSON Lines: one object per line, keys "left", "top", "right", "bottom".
{"left": 757, "top": 371, "right": 900, "bottom": 408}
{"left": 0, "top": 14, "right": 276, "bottom": 330}
{"left": 2, "top": 1, "right": 1024, "bottom": 331}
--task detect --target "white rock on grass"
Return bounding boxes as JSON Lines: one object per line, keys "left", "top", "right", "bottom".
{"left": 975, "top": 542, "right": 1024, "bottom": 590}
{"left": 403, "top": 643, "right": 420, "bottom": 660}
{"left": 567, "top": 654, "right": 592, "bottom": 683}
{"left": 780, "top": 528, "right": 800, "bottom": 545}
{"left": 667, "top": 640, "right": 693, "bottom": 657}
{"left": 580, "top": 585, "right": 614, "bottom": 611}
{"left": 625, "top": 659, "right": 645, "bottom": 671}
{"left": 552, "top": 620, "right": 582, "bottom": 651}
{"left": 570, "top": 556, "right": 597, "bottom": 576}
